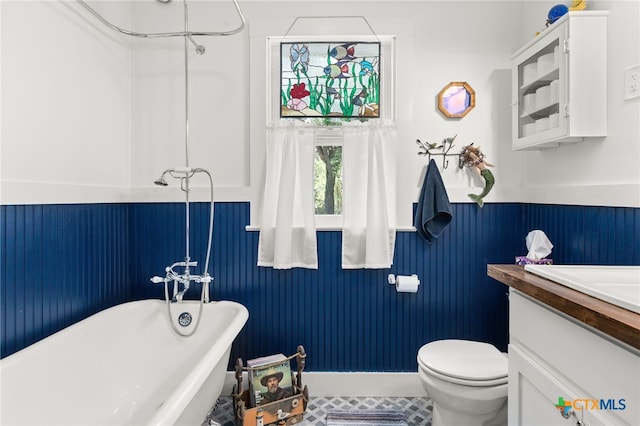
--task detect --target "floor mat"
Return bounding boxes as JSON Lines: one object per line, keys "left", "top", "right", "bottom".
{"left": 325, "top": 408, "right": 408, "bottom": 425}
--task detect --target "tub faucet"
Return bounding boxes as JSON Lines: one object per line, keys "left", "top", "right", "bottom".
{"left": 151, "top": 259, "right": 212, "bottom": 303}
{"left": 173, "top": 281, "right": 190, "bottom": 303}
{"left": 166, "top": 260, "right": 196, "bottom": 302}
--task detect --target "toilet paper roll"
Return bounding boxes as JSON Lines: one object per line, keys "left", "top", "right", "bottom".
{"left": 537, "top": 53, "right": 555, "bottom": 77}
{"left": 535, "top": 117, "right": 550, "bottom": 132}
{"left": 523, "top": 93, "right": 536, "bottom": 112}
{"left": 522, "top": 122, "right": 535, "bottom": 137}
{"left": 396, "top": 274, "right": 420, "bottom": 293}
{"left": 550, "top": 80, "right": 559, "bottom": 103}
{"left": 535, "top": 85, "right": 551, "bottom": 109}
{"left": 522, "top": 62, "right": 537, "bottom": 85}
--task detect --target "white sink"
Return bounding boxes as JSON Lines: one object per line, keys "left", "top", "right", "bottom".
{"left": 524, "top": 265, "right": 640, "bottom": 314}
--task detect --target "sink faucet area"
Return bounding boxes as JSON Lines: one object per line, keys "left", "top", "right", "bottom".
{"left": 524, "top": 264, "right": 640, "bottom": 314}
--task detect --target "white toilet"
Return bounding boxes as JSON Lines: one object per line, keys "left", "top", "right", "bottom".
{"left": 417, "top": 339, "right": 508, "bottom": 426}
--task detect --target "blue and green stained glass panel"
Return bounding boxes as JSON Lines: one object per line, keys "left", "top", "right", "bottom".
{"left": 280, "top": 42, "right": 381, "bottom": 118}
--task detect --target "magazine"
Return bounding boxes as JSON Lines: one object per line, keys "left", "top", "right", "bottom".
{"left": 247, "top": 353, "right": 293, "bottom": 407}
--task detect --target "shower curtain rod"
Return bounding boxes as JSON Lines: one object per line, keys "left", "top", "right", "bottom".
{"left": 282, "top": 15, "right": 380, "bottom": 41}
{"left": 76, "top": 0, "right": 246, "bottom": 38}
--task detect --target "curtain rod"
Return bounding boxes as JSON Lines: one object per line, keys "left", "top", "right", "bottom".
{"left": 76, "top": 0, "right": 246, "bottom": 38}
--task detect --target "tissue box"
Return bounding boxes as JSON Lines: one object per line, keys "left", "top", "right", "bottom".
{"left": 515, "top": 256, "right": 553, "bottom": 265}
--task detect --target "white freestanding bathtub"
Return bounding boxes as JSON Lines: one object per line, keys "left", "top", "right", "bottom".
{"left": 0, "top": 299, "right": 248, "bottom": 426}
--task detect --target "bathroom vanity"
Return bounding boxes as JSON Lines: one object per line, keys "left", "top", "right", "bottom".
{"left": 488, "top": 265, "right": 639, "bottom": 426}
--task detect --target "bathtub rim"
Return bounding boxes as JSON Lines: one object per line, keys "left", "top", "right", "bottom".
{"left": 0, "top": 299, "right": 248, "bottom": 363}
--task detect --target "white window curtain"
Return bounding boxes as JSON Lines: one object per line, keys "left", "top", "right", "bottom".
{"left": 257, "top": 123, "right": 318, "bottom": 269}
{"left": 342, "top": 121, "right": 397, "bottom": 269}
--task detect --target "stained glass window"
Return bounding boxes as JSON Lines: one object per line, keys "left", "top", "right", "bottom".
{"left": 280, "top": 42, "right": 381, "bottom": 118}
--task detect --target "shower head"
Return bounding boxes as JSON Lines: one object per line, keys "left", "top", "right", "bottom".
{"left": 153, "top": 167, "right": 195, "bottom": 187}
{"left": 154, "top": 172, "right": 169, "bottom": 186}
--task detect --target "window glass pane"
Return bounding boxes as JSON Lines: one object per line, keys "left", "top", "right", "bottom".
{"left": 281, "top": 42, "right": 380, "bottom": 118}
{"left": 314, "top": 146, "right": 343, "bottom": 215}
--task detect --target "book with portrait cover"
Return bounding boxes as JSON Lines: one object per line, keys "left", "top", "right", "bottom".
{"left": 247, "top": 353, "right": 293, "bottom": 407}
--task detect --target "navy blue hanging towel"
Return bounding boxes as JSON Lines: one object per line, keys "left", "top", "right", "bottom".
{"left": 414, "top": 159, "right": 453, "bottom": 242}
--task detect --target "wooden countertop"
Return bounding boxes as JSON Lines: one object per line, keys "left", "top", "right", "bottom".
{"left": 488, "top": 264, "right": 640, "bottom": 351}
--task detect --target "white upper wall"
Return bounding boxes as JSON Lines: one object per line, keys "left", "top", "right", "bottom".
{"left": 128, "top": 0, "right": 251, "bottom": 202}
{"left": 517, "top": 0, "right": 640, "bottom": 207}
{"left": 1, "top": 1, "right": 638, "bottom": 212}
{"left": 244, "top": 1, "right": 523, "bottom": 227}
{"left": 1, "top": 0, "right": 132, "bottom": 204}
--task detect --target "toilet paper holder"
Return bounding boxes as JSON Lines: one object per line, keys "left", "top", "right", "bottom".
{"left": 388, "top": 273, "right": 419, "bottom": 283}
{"left": 387, "top": 274, "right": 420, "bottom": 293}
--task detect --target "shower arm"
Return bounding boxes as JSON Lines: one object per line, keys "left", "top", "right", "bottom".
{"left": 75, "top": 0, "right": 246, "bottom": 39}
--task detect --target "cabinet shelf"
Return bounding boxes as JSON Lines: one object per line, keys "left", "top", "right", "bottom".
{"left": 520, "top": 102, "right": 559, "bottom": 120}
{"left": 519, "top": 68, "right": 559, "bottom": 94}
{"left": 511, "top": 11, "right": 608, "bottom": 150}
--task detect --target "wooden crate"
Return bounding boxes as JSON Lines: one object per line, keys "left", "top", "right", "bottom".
{"left": 233, "top": 346, "right": 309, "bottom": 426}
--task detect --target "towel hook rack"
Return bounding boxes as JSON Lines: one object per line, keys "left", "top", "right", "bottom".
{"left": 416, "top": 135, "right": 461, "bottom": 169}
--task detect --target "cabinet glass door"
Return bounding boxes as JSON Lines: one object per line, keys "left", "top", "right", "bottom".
{"left": 516, "top": 38, "right": 560, "bottom": 139}
{"left": 512, "top": 22, "right": 568, "bottom": 149}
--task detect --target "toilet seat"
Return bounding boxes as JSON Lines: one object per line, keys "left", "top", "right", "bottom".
{"left": 418, "top": 340, "right": 508, "bottom": 387}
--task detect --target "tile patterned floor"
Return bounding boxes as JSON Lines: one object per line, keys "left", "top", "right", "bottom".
{"left": 207, "top": 395, "right": 433, "bottom": 425}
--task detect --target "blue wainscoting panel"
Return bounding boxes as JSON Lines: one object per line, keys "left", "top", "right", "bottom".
{"left": 522, "top": 204, "right": 640, "bottom": 265}
{"left": 129, "top": 202, "right": 521, "bottom": 372}
{"left": 4, "top": 202, "right": 638, "bottom": 369}
{"left": 1, "top": 204, "right": 131, "bottom": 358}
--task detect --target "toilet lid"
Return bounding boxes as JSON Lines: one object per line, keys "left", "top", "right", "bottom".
{"left": 418, "top": 340, "right": 507, "bottom": 382}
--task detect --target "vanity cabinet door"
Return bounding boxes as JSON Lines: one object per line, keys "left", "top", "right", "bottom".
{"left": 509, "top": 344, "right": 613, "bottom": 426}
{"left": 508, "top": 290, "right": 639, "bottom": 426}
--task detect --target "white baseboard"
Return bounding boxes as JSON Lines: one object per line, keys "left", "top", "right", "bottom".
{"left": 222, "top": 371, "right": 427, "bottom": 398}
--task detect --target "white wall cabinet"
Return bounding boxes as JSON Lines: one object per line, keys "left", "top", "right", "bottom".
{"left": 508, "top": 290, "right": 639, "bottom": 426}
{"left": 511, "top": 11, "right": 608, "bottom": 150}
